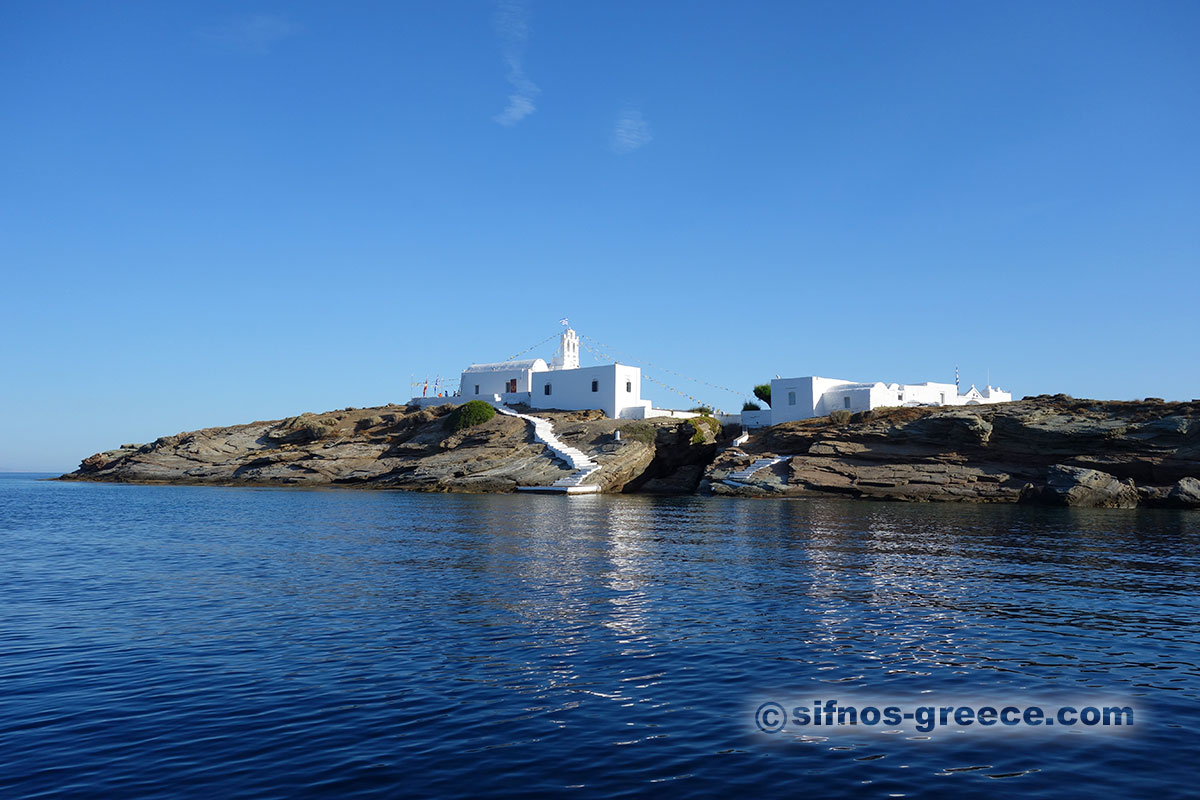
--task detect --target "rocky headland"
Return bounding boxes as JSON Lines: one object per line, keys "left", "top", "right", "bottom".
{"left": 708, "top": 395, "right": 1200, "bottom": 508}
{"left": 62, "top": 396, "right": 1200, "bottom": 508}
{"left": 63, "top": 404, "right": 719, "bottom": 495}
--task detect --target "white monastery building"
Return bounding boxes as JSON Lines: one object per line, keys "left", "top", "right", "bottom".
{"left": 743, "top": 376, "right": 1012, "bottom": 428}
{"left": 412, "top": 328, "right": 663, "bottom": 419}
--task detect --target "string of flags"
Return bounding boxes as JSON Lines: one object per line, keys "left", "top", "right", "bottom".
{"left": 502, "top": 331, "right": 560, "bottom": 363}
{"left": 410, "top": 375, "right": 459, "bottom": 398}
{"left": 578, "top": 333, "right": 748, "bottom": 399}
{"left": 409, "top": 326, "right": 564, "bottom": 398}
{"left": 641, "top": 373, "right": 724, "bottom": 414}
{"left": 409, "top": 326, "right": 568, "bottom": 397}
{"left": 409, "top": 322, "right": 744, "bottom": 413}
{"left": 579, "top": 339, "right": 724, "bottom": 415}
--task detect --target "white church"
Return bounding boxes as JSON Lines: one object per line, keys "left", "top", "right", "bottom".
{"left": 412, "top": 326, "right": 1013, "bottom": 427}
{"left": 412, "top": 327, "right": 660, "bottom": 419}
{"left": 742, "top": 375, "right": 1012, "bottom": 428}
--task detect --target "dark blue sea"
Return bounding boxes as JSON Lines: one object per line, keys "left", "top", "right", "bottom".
{"left": 2, "top": 473, "right": 1198, "bottom": 799}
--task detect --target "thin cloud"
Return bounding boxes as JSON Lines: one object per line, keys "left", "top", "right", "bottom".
{"left": 492, "top": 0, "right": 539, "bottom": 126}
{"left": 611, "top": 109, "right": 652, "bottom": 154}
{"left": 200, "top": 14, "right": 300, "bottom": 55}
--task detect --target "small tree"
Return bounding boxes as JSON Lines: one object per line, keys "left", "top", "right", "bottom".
{"left": 742, "top": 401, "right": 761, "bottom": 411}
{"left": 753, "top": 384, "right": 771, "bottom": 407}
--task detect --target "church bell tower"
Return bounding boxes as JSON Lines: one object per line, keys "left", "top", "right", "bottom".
{"left": 550, "top": 328, "right": 580, "bottom": 371}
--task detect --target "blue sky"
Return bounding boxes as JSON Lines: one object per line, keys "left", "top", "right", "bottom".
{"left": 2, "top": 1, "right": 1197, "bottom": 472}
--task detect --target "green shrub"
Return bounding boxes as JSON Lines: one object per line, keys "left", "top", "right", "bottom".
{"left": 445, "top": 400, "right": 496, "bottom": 432}
{"left": 689, "top": 405, "right": 714, "bottom": 415}
{"left": 742, "top": 401, "right": 761, "bottom": 411}
{"left": 622, "top": 422, "right": 657, "bottom": 445}
{"left": 753, "top": 384, "right": 772, "bottom": 407}
{"left": 829, "top": 409, "right": 852, "bottom": 425}
{"left": 688, "top": 415, "right": 721, "bottom": 444}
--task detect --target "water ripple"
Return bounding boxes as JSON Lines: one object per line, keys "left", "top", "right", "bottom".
{"left": 0, "top": 477, "right": 1197, "bottom": 797}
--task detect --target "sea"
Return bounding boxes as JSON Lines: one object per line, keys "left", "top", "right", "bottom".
{"left": 2, "top": 473, "right": 1198, "bottom": 799}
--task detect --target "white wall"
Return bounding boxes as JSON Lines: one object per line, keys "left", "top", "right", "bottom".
{"left": 642, "top": 408, "right": 699, "bottom": 420}
{"left": 891, "top": 382, "right": 956, "bottom": 407}
{"left": 459, "top": 358, "right": 548, "bottom": 399}
{"left": 978, "top": 386, "right": 1012, "bottom": 402}
{"left": 612, "top": 364, "right": 647, "bottom": 418}
{"left": 814, "top": 381, "right": 873, "bottom": 417}
{"left": 771, "top": 376, "right": 864, "bottom": 423}
{"left": 770, "top": 377, "right": 816, "bottom": 424}
{"left": 529, "top": 363, "right": 649, "bottom": 418}
{"left": 767, "top": 375, "right": 1013, "bottom": 422}
{"left": 741, "top": 409, "right": 772, "bottom": 428}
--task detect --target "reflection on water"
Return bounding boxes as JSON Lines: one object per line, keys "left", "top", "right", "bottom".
{"left": 0, "top": 476, "right": 1198, "bottom": 798}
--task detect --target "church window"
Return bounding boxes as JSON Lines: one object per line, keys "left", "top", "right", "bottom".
{"left": 843, "top": 396, "right": 851, "bottom": 409}
{"left": 625, "top": 381, "right": 632, "bottom": 392}
{"left": 592, "top": 380, "right": 598, "bottom": 392}
{"left": 544, "top": 384, "right": 552, "bottom": 396}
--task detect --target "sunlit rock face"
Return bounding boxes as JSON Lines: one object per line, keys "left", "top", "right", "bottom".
{"left": 62, "top": 404, "right": 717, "bottom": 495}
{"left": 706, "top": 396, "right": 1200, "bottom": 508}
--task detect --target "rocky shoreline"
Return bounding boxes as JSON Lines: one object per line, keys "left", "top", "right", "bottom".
{"left": 63, "top": 404, "right": 719, "bottom": 495}
{"left": 707, "top": 396, "right": 1200, "bottom": 508}
{"left": 62, "top": 396, "right": 1200, "bottom": 509}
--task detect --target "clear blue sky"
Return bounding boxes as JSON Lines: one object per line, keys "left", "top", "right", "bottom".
{"left": 2, "top": 1, "right": 1197, "bottom": 472}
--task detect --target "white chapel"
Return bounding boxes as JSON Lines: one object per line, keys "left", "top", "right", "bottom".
{"left": 418, "top": 328, "right": 657, "bottom": 419}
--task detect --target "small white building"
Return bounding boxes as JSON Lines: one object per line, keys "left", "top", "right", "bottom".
{"left": 413, "top": 328, "right": 660, "bottom": 419}
{"left": 743, "top": 375, "right": 1012, "bottom": 427}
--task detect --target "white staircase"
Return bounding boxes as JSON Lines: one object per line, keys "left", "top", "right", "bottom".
{"left": 725, "top": 456, "right": 787, "bottom": 483}
{"left": 495, "top": 406, "right": 602, "bottom": 494}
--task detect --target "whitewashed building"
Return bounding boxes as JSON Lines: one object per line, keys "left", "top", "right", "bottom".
{"left": 742, "top": 376, "right": 1012, "bottom": 428}
{"left": 412, "top": 328, "right": 659, "bottom": 419}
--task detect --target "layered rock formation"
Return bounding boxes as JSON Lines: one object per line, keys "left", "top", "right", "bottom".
{"left": 705, "top": 396, "right": 1200, "bottom": 508}
{"left": 63, "top": 404, "right": 719, "bottom": 494}
{"left": 63, "top": 396, "right": 1199, "bottom": 508}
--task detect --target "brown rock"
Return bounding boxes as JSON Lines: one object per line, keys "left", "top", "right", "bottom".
{"left": 1165, "top": 477, "right": 1200, "bottom": 508}
{"left": 1024, "top": 465, "right": 1140, "bottom": 508}
{"left": 80, "top": 453, "right": 107, "bottom": 472}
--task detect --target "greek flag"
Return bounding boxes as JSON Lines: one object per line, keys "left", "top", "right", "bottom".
{"left": 559, "top": 317, "right": 569, "bottom": 326}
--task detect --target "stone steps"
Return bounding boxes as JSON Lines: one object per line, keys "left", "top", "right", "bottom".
{"left": 495, "top": 405, "right": 601, "bottom": 491}
{"left": 726, "top": 456, "right": 788, "bottom": 482}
